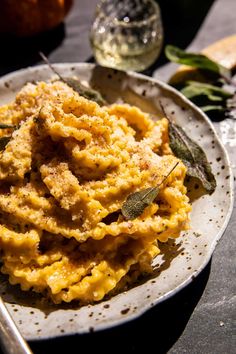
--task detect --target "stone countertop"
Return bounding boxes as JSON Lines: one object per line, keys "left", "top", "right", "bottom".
{"left": 0, "top": 0, "right": 235, "bottom": 353}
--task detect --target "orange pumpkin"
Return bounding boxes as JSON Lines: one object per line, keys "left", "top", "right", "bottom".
{"left": 0, "top": 0, "right": 73, "bottom": 37}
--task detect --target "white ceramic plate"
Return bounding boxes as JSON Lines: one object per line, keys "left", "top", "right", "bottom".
{"left": 0, "top": 64, "right": 234, "bottom": 340}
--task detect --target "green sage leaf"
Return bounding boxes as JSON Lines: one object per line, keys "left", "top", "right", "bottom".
{"left": 122, "top": 162, "right": 179, "bottom": 220}
{"left": 181, "top": 81, "right": 233, "bottom": 101}
{"left": 0, "top": 123, "right": 15, "bottom": 129}
{"left": 122, "top": 187, "right": 159, "bottom": 220}
{"left": 62, "top": 77, "right": 106, "bottom": 106}
{"left": 165, "top": 45, "right": 230, "bottom": 79}
{"left": 168, "top": 121, "right": 216, "bottom": 194}
{"left": 201, "top": 105, "right": 225, "bottom": 113}
{"left": 0, "top": 136, "right": 11, "bottom": 151}
{"left": 39, "top": 51, "right": 106, "bottom": 106}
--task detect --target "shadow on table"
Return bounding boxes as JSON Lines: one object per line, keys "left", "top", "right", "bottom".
{"left": 30, "top": 260, "right": 211, "bottom": 354}
{"left": 0, "top": 23, "right": 65, "bottom": 77}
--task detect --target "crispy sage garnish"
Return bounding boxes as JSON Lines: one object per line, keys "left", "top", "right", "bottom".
{"left": 39, "top": 52, "right": 106, "bottom": 106}
{"left": 165, "top": 45, "right": 231, "bottom": 80}
{"left": 165, "top": 45, "right": 236, "bottom": 117}
{"left": 159, "top": 102, "right": 216, "bottom": 195}
{"left": 121, "top": 162, "right": 179, "bottom": 220}
{"left": 0, "top": 136, "right": 11, "bottom": 151}
{"left": 168, "top": 122, "right": 216, "bottom": 194}
{"left": 63, "top": 77, "right": 106, "bottom": 106}
{"left": 0, "top": 123, "right": 15, "bottom": 129}
{"left": 180, "top": 81, "right": 233, "bottom": 114}
{"left": 181, "top": 81, "right": 233, "bottom": 102}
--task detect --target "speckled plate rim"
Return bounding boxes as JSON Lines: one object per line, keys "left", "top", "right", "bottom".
{"left": 0, "top": 63, "right": 234, "bottom": 339}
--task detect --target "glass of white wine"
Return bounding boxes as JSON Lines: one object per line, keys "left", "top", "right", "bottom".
{"left": 90, "top": 0, "right": 163, "bottom": 72}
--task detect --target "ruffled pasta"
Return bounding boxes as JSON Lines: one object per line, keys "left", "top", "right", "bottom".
{"left": 0, "top": 81, "right": 191, "bottom": 304}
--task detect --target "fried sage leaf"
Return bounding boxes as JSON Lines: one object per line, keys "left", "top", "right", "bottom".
{"left": 0, "top": 123, "right": 15, "bottom": 129}
{"left": 122, "top": 187, "right": 159, "bottom": 220}
{"left": 201, "top": 105, "right": 225, "bottom": 113}
{"left": 0, "top": 136, "right": 11, "bottom": 151}
{"left": 122, "top": 162, "right": 179, "bottom": 220}
{"left": 181, "top": 81, "right": 233, "bottom": 101}
{"left": 165, "top": 45, "right": 231, "bottom": 79}
{"left": 168, "top": 121, "right": 216, "bottom": 194}
{"left": 62, "top": 77, "right": 106, "bottom": 106}
{"left": 39, "top": 52, "right": 106, "bottom": 106}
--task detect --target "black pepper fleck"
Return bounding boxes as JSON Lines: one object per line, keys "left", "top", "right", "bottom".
{"left": 121, "top": 308, "right": 130, "bottom": 315}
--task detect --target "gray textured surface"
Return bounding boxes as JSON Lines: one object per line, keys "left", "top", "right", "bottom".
{"left": 0, "top": 0, "right": 235, "bottom": 353}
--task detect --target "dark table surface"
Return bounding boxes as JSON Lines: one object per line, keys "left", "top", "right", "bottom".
{"left": 0, "top": 0, "right": 235, "bottom": 353}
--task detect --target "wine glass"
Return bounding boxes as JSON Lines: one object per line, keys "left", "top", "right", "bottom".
{"left": 90, "top": 0, "right": 163, "bottom": 72}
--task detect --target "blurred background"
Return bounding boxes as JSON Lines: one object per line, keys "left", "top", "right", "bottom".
{"left": 0, "top": 0, "right": 218, "bottom": 76}
{"left": 0, "top": 1, "right": 235, "bottom": 354}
